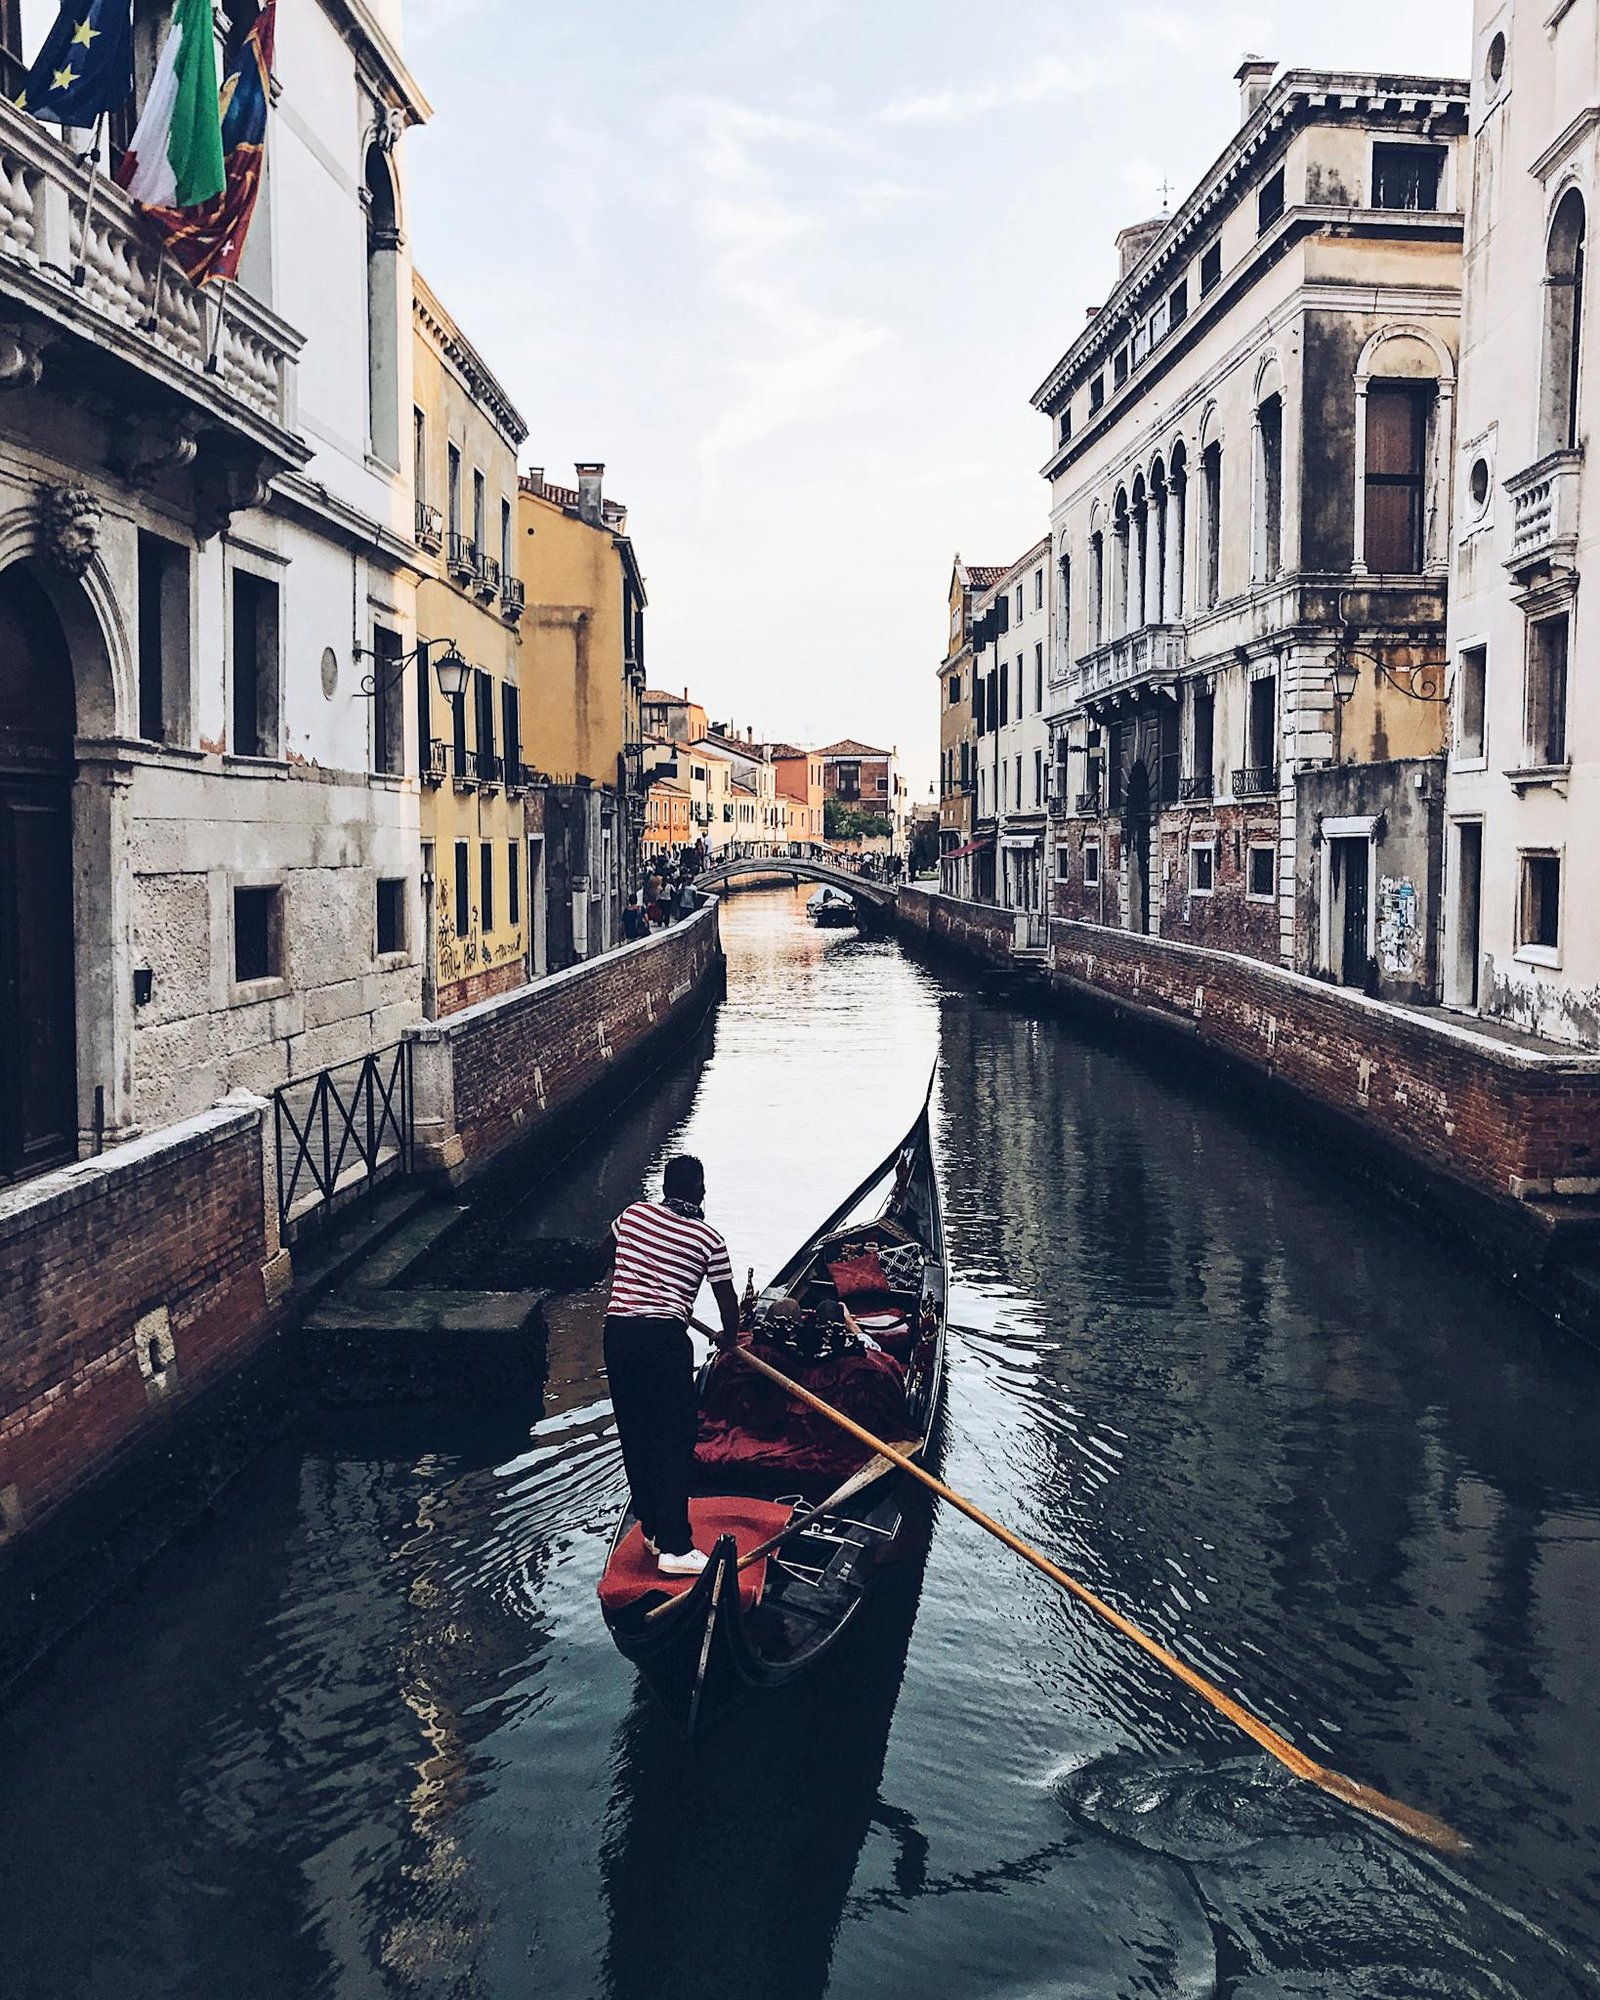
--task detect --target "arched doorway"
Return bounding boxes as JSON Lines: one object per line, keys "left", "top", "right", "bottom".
{"left": 0, "top": 563, "right": 78, "bottom": 1180}
{"left": 1124, "top": 759, "right": 1152, "bottom": 935}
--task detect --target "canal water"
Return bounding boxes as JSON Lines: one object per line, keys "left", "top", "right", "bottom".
{"left": 3, "top": 887, "right": 1599, "bottom": 1999}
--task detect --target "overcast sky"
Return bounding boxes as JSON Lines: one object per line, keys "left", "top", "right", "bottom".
{"left": 404, "top": 0, "right": 1470, "bottom": 795}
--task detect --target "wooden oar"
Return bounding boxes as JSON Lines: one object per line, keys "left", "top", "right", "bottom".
{"left": 713, "top": 1332, "right": 1466, "bottom": 1854}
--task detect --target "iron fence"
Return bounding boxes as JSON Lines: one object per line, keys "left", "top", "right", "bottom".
{"left": 273, "top": 1041, "right": 413, "bottom": 1231}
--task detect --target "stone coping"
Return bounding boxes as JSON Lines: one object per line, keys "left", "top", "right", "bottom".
{"left": 406, "top": 904, "right": 718, "bottom": 1046}
{"left": 0, "top": 1101, "right": 261, "bottom": 1246}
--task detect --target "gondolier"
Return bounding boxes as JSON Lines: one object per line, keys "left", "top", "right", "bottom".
{"left": 604, "top": 1155, "right": 741, "bottom": 1578}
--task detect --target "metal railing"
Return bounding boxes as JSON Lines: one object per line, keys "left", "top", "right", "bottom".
{"left": 502, "top": 575, "right": 526, "bottom": 616}
{"left": 1233, "top": 764, "right": 1279, "bottom": 798}
{"left": 422, "top": 737, "right": 448, "bottom": 785}
{"left": 468, "top": 748, "right": 503, "bottom": 786}
{"left": 415, "top": 501, "right": 443, "bottom": 550}
{"left": 273, "top": 1041, "right": 413, "bottom": 1231}
{"left": 1178, "top": 773, "right": 1214, "bottom": 801}
{"left": 1074, "top": 790, "right": 1100, "bottom": 814}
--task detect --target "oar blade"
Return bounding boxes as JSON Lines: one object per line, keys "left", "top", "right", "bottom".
{"left": 1313, "top": 1766, "right": 1470, "bottom": 1855}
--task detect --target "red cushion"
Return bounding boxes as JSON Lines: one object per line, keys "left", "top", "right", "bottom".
{"left": 826, "top": 1248, "right": 890, "bottom": 1297}
{"left": 597, "top": 1495, "right": 792, "bottom": 1613}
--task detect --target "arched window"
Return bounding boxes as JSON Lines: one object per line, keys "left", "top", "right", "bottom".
{"left": 1150, "top": 459, "right": 1168, "bottom": 621}
{"left": 365, "top": 143, "right": 401, "bottom": 468}
{"left": 1089, "top": 529, "right": 1105, "bottom": 646}
{"left": 1168, "top": 441, "right": 1188, "bottom": 617}
{"left": 1354, "top": 327, "right": 1452, "bottom": 574}
{"left": 1131, "top": 473, "right": 1149, "bottom": 628}
{"left": 1199, "top": 426, "right": 1222, "bottom": 610}
{"left": 1254, "top": 392, "right": 1284, "bottom": 579}
{"left": 1542, "top": 187, "right": 1586, "bottom": 454}
{"left": 1112, "top": 488, "right": 1130, "bottom": 637}
{"left": 1057, "top": 547, "right": 1071, "bottom": 671}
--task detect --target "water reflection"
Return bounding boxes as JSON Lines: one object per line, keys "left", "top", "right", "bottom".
{"left": 1, "top": 888, "right": 1598, "bottom": 1998}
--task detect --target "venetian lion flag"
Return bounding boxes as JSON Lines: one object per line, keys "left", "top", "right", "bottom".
{"left": 115, "top": 0, "right": 224, "bottom": 214}
{"left": 133, "top": 2, "right": 276, "bottom": 285}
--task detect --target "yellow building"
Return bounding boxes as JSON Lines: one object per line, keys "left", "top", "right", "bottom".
{"left": 412, "top": 275, "right": 532, "bottom": 1016}
{"left": 516, "top": 465, "right": 647, "bottom": 967}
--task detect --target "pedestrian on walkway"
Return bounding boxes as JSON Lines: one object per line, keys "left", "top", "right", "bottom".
{"left": 603, "top": 1156, "right": 741, "bottom": 1575}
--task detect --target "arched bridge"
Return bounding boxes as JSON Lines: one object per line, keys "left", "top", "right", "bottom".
{"left": 693, "top": 854, "right": 897, "bottom": 908}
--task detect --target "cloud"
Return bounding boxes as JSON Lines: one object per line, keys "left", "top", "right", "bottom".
{"left": 878, "top": 54, "right": 1094, "bottom": 125}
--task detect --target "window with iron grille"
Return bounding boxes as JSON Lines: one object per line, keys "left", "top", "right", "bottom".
{"left": 1371, "top": 144, "right": 1444, "bottom": 212}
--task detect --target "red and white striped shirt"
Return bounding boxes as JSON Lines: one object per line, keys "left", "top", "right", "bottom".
{"left": 608, "top": 1201, "right": 733, "bottom": 1323}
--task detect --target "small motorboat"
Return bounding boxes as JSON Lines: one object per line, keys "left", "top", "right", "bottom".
{"left": 806, "top": 885, "right": 857, "bottom": 927}
{"left": 598, "top": 1083, "right": 945, "bottom": 1733}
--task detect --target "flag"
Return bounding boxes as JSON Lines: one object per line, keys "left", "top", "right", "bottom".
{"left": 116, "top": 0, "right": 224, "bottom": 211}
{"left": 15, "top": 0, "right": 133, "bottom": 127}
{"left": 133, "top": 2, "right": 275, "bottom": 285}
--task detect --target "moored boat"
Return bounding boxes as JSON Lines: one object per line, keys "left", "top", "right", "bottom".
{"left": 598, "top": 1086, "right": 945, "bottom": 1733}
{"left": 806, "top": 885, "right": 857, "bottom": 927}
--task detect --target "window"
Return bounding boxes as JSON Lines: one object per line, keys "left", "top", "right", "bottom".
{"left": 1058, "top": 552, "right": 1071, "bottom": 654}
{"left": 947, "top": 674, "right": 962, "bottom": 705}
{"left": 413, "top": 407, "right": 427, "bottom": 508}
{"left": 454, "top": 842, "right": 470, "bottom": 938}
{"left": 1108, "top": 723, "right": 1125, "bottom": 809}
{"left": 1084, "top": 843, "right": 1101, "bottom": 887}
{"left": 1257, "top": 167, "right": 1285, "bottom": 232}
{"left": 1525, "top": 616, "right": 1569, "bottom": 767}
{"left": 1372, "top": 144, "right": 1445, "bottom": 212}
{"left": 1248, "top": 845, "right": 1276, "bottom": 899}
{"left": 0, "top": 0, "right": 25, "bottom": 100}
{"left": 1364, "top": 383, "right": 1430, "bottom": 572}
{"left": 1034, "top": 642, "right": 1043, "bottom": 711}
{"left": 1113, "top": 346, "right": 1129, "bottom": 388}
{"left": 1056, "top": 845, "right": 1072, "bottom": 882}
{"left": 474, "top": 669, "right": 497, "bottom": 777}
{"left": 480, "top": 843, "right": 495, "bottom": 932}
{"left": 508, "top": 841, "right": 520, "bottom": 927}
{"left": 1519, "top": 853, "right": 1561, "bottom": 953}
{"left": 1034, "top": 567, "right": 1044, "bottom": 611}
{"left": 1089, "top": 373, "right": 1105, "bottom": 413}
{"left": 137, "top": 532, "right": 186, "bottom": 744}
{"left": 1188, "top": 843, "right": 1215, "bottom": 894}
{"left": 230, "top": 570, "right": 279, "bottom": 759}
{"left": 371, "top": 625, "right": 405, "bottom": 775}
{"left": 1015, "top": 584, "right": 1024, "bottom": 623}
{"left": 472, "top": 469, "right": 486, "bottom": 562}
{"left": 502, "top": 682, "right": 521, "bottom": 782}
{"left": 1192, "top": 685, "right": 1215, "bottom": 788}
{"left": 1200, "top": 240, "right": 1222, "bottom": 294}
{"left": 233, "top": 886, "right": 280, "bottom": 984}
{"left": 1089, "top": 533, "right": 1104, "bottom": 644}
{"left": 1015, "top": 754, "right": 1022, "bottom": 806}
{"left": 998, "top": 663, "right": 1009, "bottom": 728}
{"left": 364, "top": 147, "right": 400, "bottom": 465}
{"left": 1033, "top": 748, "right": 1043, "bottom": 807}
{"left": 501, "top": 497, "right": 513, "bottom": 581}
{"left": 447, "top": 444, "right": 462, "bottom": 538}
{"left": 1256, "top": 393, "right": 1283, "bottom": 578}
{"left": 1059, "top": 408, "right": 1073, "bottom": 445}
{"left": 1201, "top": 440, "right": 1222, "bottom": 608}
{"left": 376, "top": 878, "right": 406, "bottom": 956}
{"left": 1541, "top": 189, "right": 1586, "bottom": 454}
{"left": 1168, "top": 278, "right": 1188, "bottom": 330}
{"left": 1248, "top": 674, "right": 1278, "bottom": 772}
{"left": 1456, "top": 644, "right": 1486, "bottom": 760}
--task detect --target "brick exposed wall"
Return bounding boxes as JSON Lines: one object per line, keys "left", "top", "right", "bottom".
{"left": 0, "top": 1105, "right": 280, "bottom": 1537}
{"left": 896, "top": 887, "right": 1015, "bottom": 963}
{"left": 410, "top": 905, "right": 722, "bottom": 1178}
{"left": 1048, "top": 919, "right": 1600, "bottom": 1200}
{"left": 436, "top": 958, "right": 526, "bottom": 1019}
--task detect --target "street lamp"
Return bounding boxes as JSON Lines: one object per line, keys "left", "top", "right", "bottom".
{"left": 353, "top": 635, "right": 473, "bottom": 701}
{"left": 1327, "top": 632, "right": 1446, "bottom": 705}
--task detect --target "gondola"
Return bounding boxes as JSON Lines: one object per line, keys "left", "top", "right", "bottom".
{"left": 806, "top": 885, "right": 857, "bottom": 928}
{"left": 598, "top": 1083, "right": 945, "bottom": 1734}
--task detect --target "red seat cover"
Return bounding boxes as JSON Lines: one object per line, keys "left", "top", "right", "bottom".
{"left": 597, "top": 1495, "right": 792, "bottom": 1613}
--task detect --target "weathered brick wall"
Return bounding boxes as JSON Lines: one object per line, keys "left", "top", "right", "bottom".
{"left": 436, "top": 959, "right": 525, "bottom": 1019}
{"left": 0, "top": 1103, "right": 283, "bottom": 1538}
{"left": 897, "top": 887, "right": 1015, "bottom": 964}
{"left": 1049, "top": 919, "right": 1600, "bottom": 1200}
{"left": 410, "top": 904, "right": 722, "bottom": 1179}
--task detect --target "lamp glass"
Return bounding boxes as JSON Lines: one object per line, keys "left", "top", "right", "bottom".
{"left": 433, "top": 644, "right": 470, "bottom": 702}
{"left": 1330, "top": 654, "right": 1360, "bottom": 704}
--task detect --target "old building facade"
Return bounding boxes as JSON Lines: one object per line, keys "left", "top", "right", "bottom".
{"left": 971, "top": 537, "right": 1053, "bottom": 917}
{"left": 412, "top": 273, "right": 532, "bottom": 1014}
{"left": 938, "top": 557, "right": 999, "bottom": 900}
{"left": 1441, "top": 6, "right": 1600, "bottom": 1045}
{"left": 0, "top": 0, "right": 431, "bottom": 1180}
{"left": 1034, "top": 62, "right": 1467, "bottom": 1003}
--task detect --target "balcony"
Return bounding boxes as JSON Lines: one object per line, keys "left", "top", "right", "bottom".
{"left": 1505, "top": 449, "right": 1583, "bottom": 580}
{"left": 448, "top": 532, "right": 476, "bottom": 580}
{"left": 1074, "top": 624, "right": 1187, "bottom": 702}
{"left": 422, "top": 738, "right": 448, "bottom": 787}
{"left": 1047, "top": 794, "right": 1067, "bottom": 821}
{"left": 505, "top": 753, "right": 526, "bottom": 794}
{"left": 468, "top": 749, "right": 502, "bottom": 789}
{"left": 1177, "top": 773, "right": 1214, "bottom": 802}
{"left": 501, "top": 575, "right": 526, "bottom": 622}
{"left": 1232, "top": 764, "right": 1279, "bottom": 799}
{"left": 0, "top": 98, "right": 306, "bottom": 531}
{"left": 475, "top": 553, "right": 501, "bottom": 602}
{"left": 1074, "top": 791, "right": 1100, "bottom": 815}
{"left": 415, "top": 502, "right": 443, "bottom": 552}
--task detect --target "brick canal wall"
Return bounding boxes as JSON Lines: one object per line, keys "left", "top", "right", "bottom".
{"left": 409, "top": 902, "right": 722, "bottom": 1183}
{"left": 0, "top": 1101, "right": 289, "bottom": 1574}
{"left": 896, "top": 886, "right": 1017, "bottom": 964}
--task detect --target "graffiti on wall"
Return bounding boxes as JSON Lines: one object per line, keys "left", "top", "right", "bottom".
{"left": 1377, "top": 876, "right": 1419, "bottom": 977}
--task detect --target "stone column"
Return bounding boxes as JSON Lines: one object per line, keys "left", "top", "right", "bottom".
{"left": 72, "top": 745, "right": 137, "bottom": 1148}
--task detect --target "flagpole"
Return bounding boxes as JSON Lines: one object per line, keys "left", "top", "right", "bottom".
{"left": 204, "top": 273, "right": 230, "bottom": 374}
{"left": 71, "top": 111, "right": 107, "bottom": 288}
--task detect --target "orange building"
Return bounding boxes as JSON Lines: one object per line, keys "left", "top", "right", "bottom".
{"left": 768, "top": 743, "right": 825, "bottom": 844}
{"left": 643, "top": 778, "right": 692, "bottom": 855}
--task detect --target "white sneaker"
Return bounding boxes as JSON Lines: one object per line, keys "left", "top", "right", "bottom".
{"left": 657, "top": 1547, "right": 709, "bottom": 1577}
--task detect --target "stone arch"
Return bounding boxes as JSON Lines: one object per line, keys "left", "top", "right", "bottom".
{"left": 1352, "top": 323, "right": 1456, "bottom": 575}
{"left": 1253, "top": 349, "right": 1286, "bottom": 405}
{"left": 1540, "top": 183, "right": 1586, "bottom": 454}
{"left": 0, "top": 507, "right": 131, "bottom": 738}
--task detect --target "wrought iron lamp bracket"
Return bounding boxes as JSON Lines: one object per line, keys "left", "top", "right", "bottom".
{"left": 1330, "top": 637, "right": 1447, "bottom": 706}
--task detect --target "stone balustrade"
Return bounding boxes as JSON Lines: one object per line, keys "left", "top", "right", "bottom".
{"left": 0, "top": 100, "right": 300, "bottom": 442}
{"left": 1504, "top": 448, "right": 1583, "bottom": 580}
{"left": 1073, "top": 622, "right": 1187, "bottom": 700}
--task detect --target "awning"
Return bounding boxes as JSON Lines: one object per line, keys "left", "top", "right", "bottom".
{"left": 1000, "top": 832, "right": 1042, "bottom": 849}
{"left": 943, "top": 835, "right": 993, "bottom": 861}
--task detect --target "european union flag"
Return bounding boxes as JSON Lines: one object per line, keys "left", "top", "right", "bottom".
{"left": 17, "top": 0, "right": 133, "bottom": 127}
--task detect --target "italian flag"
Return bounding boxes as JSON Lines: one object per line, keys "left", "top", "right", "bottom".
{"left": 118, "top": 0, "right": 225, "bottom": 210}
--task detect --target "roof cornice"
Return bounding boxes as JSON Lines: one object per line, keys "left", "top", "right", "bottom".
{"left": 413, "top": 274, "right": 527, "bottom": 446}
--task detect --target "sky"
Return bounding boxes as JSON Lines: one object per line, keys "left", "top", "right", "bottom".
{"left": 403, "top": 0, "right": 1471, "bottom": 798}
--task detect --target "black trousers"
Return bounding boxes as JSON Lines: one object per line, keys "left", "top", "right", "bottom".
{"left": 604, "top": 1315, "right": 697, "bottom": 1556}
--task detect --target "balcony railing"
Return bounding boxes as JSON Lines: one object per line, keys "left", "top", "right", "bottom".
{"left": 468, "top": 748, "right": 502, "bottom": 788}
{"left": 1074, "top": 623, "right": 1187, "bottom": 700}
{"left": 504, "top": 753, "right": 526, "bottom": 792}
{"left": 1047, "top": 794, "right": 1067, "bottom": 820}
{"left": 422, "top": 738, "right": 448, "bottom": 786}
{"left": 415, "top": 502, "right": 443, "bottom": 551}
{"left": 502, "top": 575, "right": 526, "bottom": 620}
{"left": 0, "top": 96, "right": 302, "bottom": 482}
{"left": 1074, "top": 791, "right": 1100, "bottom": 814}
{"left": 1178, "top": 773, "right": 1214, "bottom": 802}
{"left": 1232, "top": 764, "right": 1279, "bottom": 798}
{"left": 1505, "top": 449, "right": 1583, "bottom": 578}
{"left": 475, "top": 553, "right": 501, "bottom": 600}
{"left": 447, "top": 532, "right": 476, "bottom": 579}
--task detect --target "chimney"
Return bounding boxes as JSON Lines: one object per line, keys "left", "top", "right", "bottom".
{"left": 1235, "top": 55, "right": 1276, "bottom": 125}
{"left": 524, "top": 466, "right": 545, "bottom": 497}
{"left": 1115, "top": 218, "right": 1167, "bottom": 281}
{"left": 575, "top": 461, "right": 605, "bottom": 526}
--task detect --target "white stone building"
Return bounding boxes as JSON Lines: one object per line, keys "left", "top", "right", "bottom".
{"left": 1441, "top": 8, "right": 1600, "bottom": 1044}
{"left": 1033, "top": 61, "right": 1467, "bottom": 1001}
{"left": 0, "top": 0, "right": 431, "bottom": 1179}
{"left": 969, "top": 535, "right": 1053, "bottom": 915}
